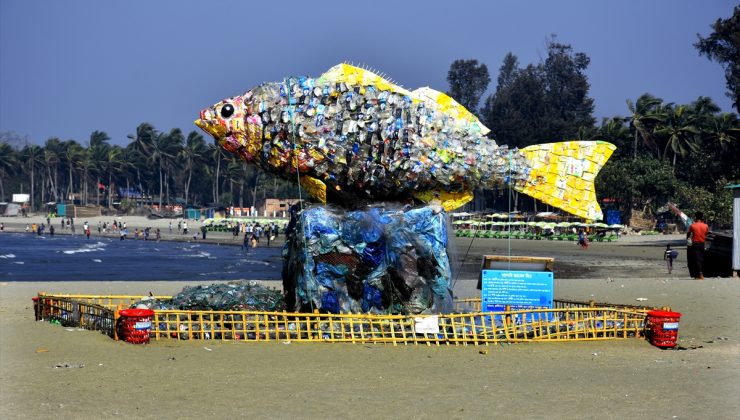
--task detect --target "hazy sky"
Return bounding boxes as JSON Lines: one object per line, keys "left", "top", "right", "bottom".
{"left": 0, "top": 0, "right": 735, "bottom": 147}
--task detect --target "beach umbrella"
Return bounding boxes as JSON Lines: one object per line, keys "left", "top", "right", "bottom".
{"left": 556, "top": 222, "right": 572, "bottom": 227}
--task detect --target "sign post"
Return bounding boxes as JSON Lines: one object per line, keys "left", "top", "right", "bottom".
{"left": 481, "top": 270, "right": 554, "bottom": 312}
{"left": 478, "top": 255, "right": 555, "bottom": 323}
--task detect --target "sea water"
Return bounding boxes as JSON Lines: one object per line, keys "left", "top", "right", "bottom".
{"left": 0, "top": 233, "right": 282, "bottom": 281}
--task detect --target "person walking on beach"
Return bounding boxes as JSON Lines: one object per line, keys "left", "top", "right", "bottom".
{"left": 25, "top": 223, "right": 30, "bottom": 233}
{"left": 169, "top": 221, "right": 172, "bottom": 234}
{"left": 156, "top": 228, "right": 161, "bottom": 242}
{"left": 664, "top": 245, "right": 678, "bottom": 274}
{"left": 577, "top": 229, "right": 589, "bottom": 249}
{"left": 182, "top": 221, "right": 188, "bottom": 235}
{"left": 242, "top": 232, "right": 250, "bottom": 252}
{"left": 49, "top": 225, "right": 54, "bottom": 236}
{"left": 687, "top": 212, "right": 709, "bottom": 280}
{"left": 177, "top": 220, "right": 182, "bottom": 234}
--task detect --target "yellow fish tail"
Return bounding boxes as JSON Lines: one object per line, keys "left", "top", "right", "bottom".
{"left": 515, "top": 141, "right": 616, "bottom": 221}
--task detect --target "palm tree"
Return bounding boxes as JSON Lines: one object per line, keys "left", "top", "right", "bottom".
{"left": 127, "top": 123, "right": 156, "bottom": 199}
{"left": 75, "top": 148, "right": 97, "bottom": 205}
{"left": 574, "top": 125, "right": 599, "bottom": 140}
{"left": 210, "top": 144, "right": 224, "bottom": 204}
{"left": 655, "top": 105, "right": 700, "bottom": 166}
{"left": 627, "top": 94, "right": 666, "bottom": 160}
{"left": 181, "top": 131, "right": 208, "bottom": 207}
{"left": 99, "top": 145, "right": 126, "bottom": 208}
{"left": 690, "top": 96, "right": 721, "bottom": 122}
{"left": 705, "top": 112, "right": 740, "bottom": 149}
{"left": 43, "top": 138, "right": 65, "bottom": 203}
{"left": 146, "top": 130, "right": 180, "bottom": 210}
{"left": 0, "top": 142, "right": 18, "bottom": 202}
{"left": 88, "top": 131, "right": 111, "bottom": 206}
{"left": 163, "top": 128, "right": 184, "bottom": 207}
{"left": 225, "top": 157, "right": 246, "bottom": 208}
{"left": 20, "top": 145, "right": 43, "bottom": 211}
{"left": 61, "top": 140, "right": 83, "bottom": 203}
{"left": 598, "top": 117, "right": 632, "bottom": 153}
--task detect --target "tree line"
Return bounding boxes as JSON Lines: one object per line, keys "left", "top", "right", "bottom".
{"left": 0, "top": 124, "right": 297, "bottom": 213}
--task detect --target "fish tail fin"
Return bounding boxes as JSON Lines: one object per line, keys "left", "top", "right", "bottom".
{"left": 514, "top": 141, "right": 616, "bottom": 220}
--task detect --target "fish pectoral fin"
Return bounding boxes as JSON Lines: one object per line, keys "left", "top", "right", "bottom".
{"left": 516, "top": 140, "right": 616, "bottom": 221}
{"left": 299, "top": 175, "right": 326, "bottom": 204}
{"left": 413, "top": 190, "right": 474, "bottom": 212}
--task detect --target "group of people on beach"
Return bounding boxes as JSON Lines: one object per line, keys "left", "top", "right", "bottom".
{"left": 238, "top": 222, "right": 280, "bottom": 251}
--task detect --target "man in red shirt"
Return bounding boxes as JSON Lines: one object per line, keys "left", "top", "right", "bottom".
{"left": 687, "top": 212, "right": 709, "bottom": 280}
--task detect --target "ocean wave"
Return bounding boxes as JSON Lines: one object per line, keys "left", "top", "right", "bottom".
{"left": 62, "top": 242, "right": 107, "bottom": 254}
{"left": 187, "top": 251, "right": 212, "bottom": 258}
{"left": 0, "top": 254, "right": 16, "bottom": 259}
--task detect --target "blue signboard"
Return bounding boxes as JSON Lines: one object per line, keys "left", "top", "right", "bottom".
{"left": 481, "top": 270, "right": 554, "bottom": 312}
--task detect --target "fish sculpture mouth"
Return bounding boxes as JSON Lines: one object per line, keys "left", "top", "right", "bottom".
{"left": 194, "top": 118, "right": 228, "bottom": 141}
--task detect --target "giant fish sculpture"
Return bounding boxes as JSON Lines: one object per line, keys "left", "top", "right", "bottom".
{"left": 196, "top": 64, "right": 615, "bottom": 220}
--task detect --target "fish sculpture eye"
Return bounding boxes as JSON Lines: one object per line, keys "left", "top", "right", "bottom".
{"left": 220, "top": 103, "right": 234, "bottom": 118}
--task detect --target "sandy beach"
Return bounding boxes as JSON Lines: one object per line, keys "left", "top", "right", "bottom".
{"left": 0, "top": 215, "right": 738, "bottom": 419}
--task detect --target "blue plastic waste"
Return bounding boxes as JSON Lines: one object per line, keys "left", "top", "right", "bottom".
{"left": 283, "top": 205, "right": 453, "bottom": 315}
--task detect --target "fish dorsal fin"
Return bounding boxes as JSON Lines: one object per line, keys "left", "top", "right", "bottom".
{"left": 411, "top": 87, "right": 490, "bottom": 136}
{"left": 317, "top": 63, "right": 411, "bottom": 95}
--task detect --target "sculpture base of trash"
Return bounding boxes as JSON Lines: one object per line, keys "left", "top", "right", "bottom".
{"left": 282, "top": 205, "right": 453, "bottom": 315}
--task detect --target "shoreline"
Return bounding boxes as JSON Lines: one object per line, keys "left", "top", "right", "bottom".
{"left": 0, "top": 214, "right": 287, "bottom": 248}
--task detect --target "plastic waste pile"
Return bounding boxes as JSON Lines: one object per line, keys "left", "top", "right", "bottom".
{"left": 282, "top": 205, "right": 453, "bottom": 315}
{"left": 132, "top": 281, "right": 284, "bottom": 312}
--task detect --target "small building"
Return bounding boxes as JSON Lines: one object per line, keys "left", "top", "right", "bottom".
{"left": 262, "top": 198, "right": 301, "bottom": 217}
{"left": 727, "top": 184, "right": 740, "bottom": 276}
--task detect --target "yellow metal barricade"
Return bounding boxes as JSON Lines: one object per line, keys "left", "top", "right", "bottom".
{"left": 35, "top": 293, "right": 652, "bottom": 345}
